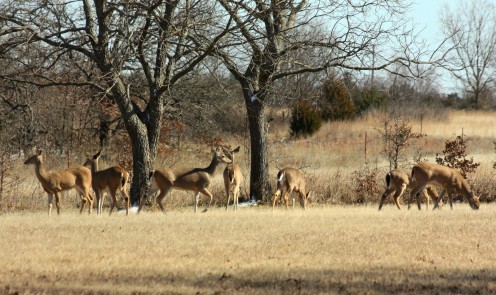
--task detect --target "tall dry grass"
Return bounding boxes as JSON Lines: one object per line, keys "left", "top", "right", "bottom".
{"left": 2, "top": 109, "right": 496, "bottom": 213}
{"left": 1, "top": 206, "right": 495, "bottom": 294}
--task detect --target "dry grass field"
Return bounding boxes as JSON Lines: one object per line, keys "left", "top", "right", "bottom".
{"left": 2, "top": 109, "right": 496, "bottom": 294}
{"left": 1, "top": 206, "right": 496, "bottom": 294}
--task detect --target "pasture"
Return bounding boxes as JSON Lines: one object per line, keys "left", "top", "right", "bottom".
{"left": 1, "top": 206, "right": 495, "bottom": 294}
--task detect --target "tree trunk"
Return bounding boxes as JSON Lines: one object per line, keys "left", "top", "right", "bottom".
{"left": 128, "top": 123, "right": 153, "bottom": 205}
{"left": 243, "top": 88, "right": 272, "bottom": 202}
{"left": 109, "top": 80, "right": 161, "bottom": 205}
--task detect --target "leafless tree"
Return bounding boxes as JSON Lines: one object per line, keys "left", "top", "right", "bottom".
{"left": 0, "top": 1, "right": 227, "bottom": 203}
{"left": 441, "top": 0, "right": 496, "bottom": 109}
{"left": 212, "top": 0, "right": 442, "bottom": 201}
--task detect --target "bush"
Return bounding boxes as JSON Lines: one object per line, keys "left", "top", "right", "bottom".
{"left": 320, "top": 74, "right": 356, "bottom": 121}
{"left": 435, "top": 135, "right": 480, "bottom": 179}
{"left": 290, "top": 100, "right": 322, "bottom": 137}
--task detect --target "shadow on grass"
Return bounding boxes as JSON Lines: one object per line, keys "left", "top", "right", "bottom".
{"left": 5, "top": 266, "right": 496, "bottom": 294}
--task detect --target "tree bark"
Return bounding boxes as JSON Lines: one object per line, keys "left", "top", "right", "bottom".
{"left": 107, "top": 78, "right": 161, "bottom": 205}
{"left": 243, "top": 87, "right": 272, "bottom": 202}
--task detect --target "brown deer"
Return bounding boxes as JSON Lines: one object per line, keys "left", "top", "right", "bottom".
{"left": 83, "top": 150, "right": 130, "bottom": 216}
{"left": 272, "top": 167, "right": 311, "bottom": 210}
{"left": 408, "top": 162, "right": 480, "bottom": 210}
{"left": 138, "top": 147, "right": 233, "bottom": 213}
{"left": 24, "top": 150, "right": 94, "bottom": 216}
{"left": 223, "top": 146, "right": 243, "bottom": 210}
{"left": 379, "top": 168, "right": 441, "bottom": 210}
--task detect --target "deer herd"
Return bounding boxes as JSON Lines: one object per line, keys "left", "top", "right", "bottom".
{"left": 24, "top": 148, "right": 480, "bottom": 217}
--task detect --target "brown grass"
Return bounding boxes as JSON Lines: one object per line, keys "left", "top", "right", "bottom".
{"left": 3, "top": 109, "right": 496, "bottom": 211}
{"left": 1, "top": 206, "right": 496, "bottom": 294}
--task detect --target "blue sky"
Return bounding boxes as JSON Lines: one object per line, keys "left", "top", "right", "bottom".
{"left": 408, "top": 0, "right": 455, "bottom": 92}
{"left": 409, "top": 0, "right": 447, "bottom": 43}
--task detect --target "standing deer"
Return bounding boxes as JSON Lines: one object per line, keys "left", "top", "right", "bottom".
{"left": 408, "top": 162, "right": 480, "bottom": 210}
{"left": 138, "top": 147, "right": 233, "bottom": 213}
{"left": 223, "top": 146, "right": 243, "bottom": 210}
{"left": 272, "top": 167, "right": 311, "bottom": 211}
{"left": 24, "top": 150, "right": 94, "bottom": 216}
{"left": 379, "top": 168, "right": 441, "bottom": 210}
{"left": 83, "top": 150, "right": 130, "bottom": 216}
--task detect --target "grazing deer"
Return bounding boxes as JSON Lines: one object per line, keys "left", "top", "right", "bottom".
{"left": 223, "top": 146, "right": 243, "bottom": 210}
{"left": 272, "top": 167, "right": 311, "bottom": 211}
{"left": 83, "top": 150, "right": 130, "bottom": 216}
{"left": 407, "top": 162, "right": 480, "bottom": 210}
{"left": 138, "top": 147, "right": 233, "bottom": 213}
{"left": 379, "top": 168, "right": 441, "bottom": 210}
{"left": 24, "top": 150, "right": 94, "bottom": 216}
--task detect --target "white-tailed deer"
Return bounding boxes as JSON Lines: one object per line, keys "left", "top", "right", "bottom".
{"left": 24, "top": 150, "right": 94, "bottom": 216}
{"left": 223, "top": 146, "right": 243, "bottom": 210}
{"left": 138, "top": 147, "right": 233, "bottom": 213}
{"left": 83, "top": 150, "right": 130, "bottom": 216}
{"left": 378, "top": 168, "right": 441, "bottom": 210}
{"left": 408, "top": 162, "right": 480, "bottom": 210}
{"left": 272, "top": 167, "right": 311, "bottom": 210}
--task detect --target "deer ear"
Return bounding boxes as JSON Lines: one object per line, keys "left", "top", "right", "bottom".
{"left": 93, "top": 150, "right": 102, "bottom": 160}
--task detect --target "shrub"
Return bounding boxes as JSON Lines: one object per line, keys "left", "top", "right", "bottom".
{"left": 435, "top": 135, "right": 480, "bottom": 179}
{"left": 351, "top": 166, "right": 381, "bottom": 204}
{"left": 290, "top": 99, "right": 322, "bottom": 137}
{"left": 320, "top": 74, "right": 356, "bottom": 121}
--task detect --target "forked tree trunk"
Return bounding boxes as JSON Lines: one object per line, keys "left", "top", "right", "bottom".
{"left": 109, "top": 81, "right": 162, "bottom": 205}
{"left": 243, "top": 88, "right": 272, "bottom": 201}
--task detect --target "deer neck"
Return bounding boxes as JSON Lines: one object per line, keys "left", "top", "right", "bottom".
{"left": 204, "top": 155, "right": 221, "bottom": 176}
{"left": 34, "top": 161, "right": 51, "bottom": 184}
{"left": 89, "top": 161, "right": 99, "bottom": 175}
{"left": 460, "top": 178, "right": 472, "bottom": 197}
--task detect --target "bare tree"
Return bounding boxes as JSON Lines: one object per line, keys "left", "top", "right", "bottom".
{"left": 441, "top": 0, "right": 496, "bottom": 109}
{"left": 212, "top": 0, "right": 440, "bottom": 201}
{"left": 0, "top": 1, "right": 226, "bottom": 203}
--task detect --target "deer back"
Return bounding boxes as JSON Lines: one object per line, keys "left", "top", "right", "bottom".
{"left": 43, "top": 166, "right": 92, "bottom": 193}
{"left": 278, "top": 167, "right": 306, "bottom": 192}
{"left": 93, "top": 166, "right": 129, "bottom": 191}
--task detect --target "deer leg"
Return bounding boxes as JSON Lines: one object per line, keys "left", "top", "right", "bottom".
{"left": 200, "top": 188, "right": 213, "bottom": 213}
{"left": 226, "top": 188, "right": 231, "bottom": 211}
{"left": 108, "top": 190, "right": 118, "bottom": 216}
{"left": 233, "top": 186, "right": 239, "bottom": 211}
{"left": 416, "top": 190, "right": 422, "bottom": 210}
{"left": 225, "top": 179, "right": 231, "bottom": 210}
{"left": 379, "top": 186, "right": 393, "bottom": 210}
{"left": 98, "top": 193, "right": 104, "bottom": 215}
{"left": 425, "top": 190, "right": 430, "bottom": 210}
{"left": 120, "top": 188, "right": 130, "bottom": 216}
{"left": 138, "top": 186, "right": 154, "bottom": 214}
{"left": 53, "top": 193, "right": 61, "bottom": 215}
{"left": 408, "top": 185, "right": 426, "bottom": 210}
{"left": 193, "top": 192, "right": 200, "bottom": 213}
{"left": 283, "top": 188, "right": 293, "bottom": 210}
{"left": 80, "top": 194, "right": 86, "bottom": 214}
{"left": 94, "top": 190, "right": 101, "bottom": 215}
{"left": 272, "top": 190, "right": 281, "bottom": 211}
{"left": 432, "top": 189, "right": 445, "bottom": 210}
{"left": 87, "top": 191, "right": 93, "bottom": 215}
{"left": 299, "top": 191, "right": 306, "bottom": 210}
{"left": 156, "top": 188, "right": 171, "bottom": 213}
{"left": 47, "top": 194, "right": 54, "bottom": 217}
{"left": 393, "top": 184, "right": 407, "bottom": 210}
{"left": 447, "top": 188, "right": 454, "bottom": 210}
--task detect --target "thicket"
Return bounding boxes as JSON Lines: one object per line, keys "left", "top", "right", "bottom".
{"left": 289, "top": 100, "right": 322, "bottom": 137}
{"left": 435, "top": 135, "right": 480, "bottom": 179}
